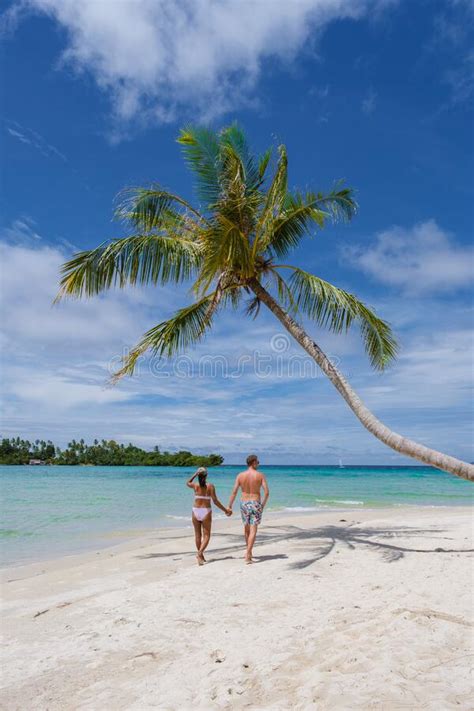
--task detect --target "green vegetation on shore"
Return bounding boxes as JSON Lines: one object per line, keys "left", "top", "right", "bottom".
{"left": 0, "top": 437, "right": 223, "bottom": 467}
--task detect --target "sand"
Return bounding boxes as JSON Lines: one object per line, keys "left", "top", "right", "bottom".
{"left": 1, "top": 506, "right": 473, "bottom": 710}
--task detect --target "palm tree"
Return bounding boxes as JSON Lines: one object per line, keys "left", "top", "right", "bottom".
{"left": 55, "top": 125, "right": 473, "bottom": 481}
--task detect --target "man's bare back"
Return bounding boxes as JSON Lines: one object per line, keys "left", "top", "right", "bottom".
{"left": 238, "top": 467, "right": 265, "bottom": 500}
{"left": 228, "top": 455, "right": 269, "bottom": 563}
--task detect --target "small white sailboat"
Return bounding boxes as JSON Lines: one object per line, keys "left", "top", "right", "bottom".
{"left": 338, "top": 458, "right": 345, "bottom": 469}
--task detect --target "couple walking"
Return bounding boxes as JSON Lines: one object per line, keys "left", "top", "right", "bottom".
{"left": 186, "top": 454, "right": 269, "bottom": 565}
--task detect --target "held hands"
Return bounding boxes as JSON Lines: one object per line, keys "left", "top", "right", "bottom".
{"left": 225, "top": 507, "right": 232, "bottom": 517}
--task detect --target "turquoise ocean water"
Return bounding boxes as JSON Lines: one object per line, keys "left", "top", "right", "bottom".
{"left": 1, "top": 464, "right": 472, "bottom": 567}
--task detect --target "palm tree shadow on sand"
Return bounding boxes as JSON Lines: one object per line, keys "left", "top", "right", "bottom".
{"left": 137, "top": 521, "right": 473, "bottom": 568}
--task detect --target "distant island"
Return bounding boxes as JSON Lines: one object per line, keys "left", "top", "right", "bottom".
{"left": 0, "top": 437, "right": 223, "bottom": 467}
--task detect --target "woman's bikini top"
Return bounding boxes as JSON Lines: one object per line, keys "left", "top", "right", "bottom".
{"left": 194, "top": 495, "right": 211, "bottom": 500}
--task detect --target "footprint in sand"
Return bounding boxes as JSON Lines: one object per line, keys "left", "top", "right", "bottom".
{"left": 211, "top": 649, "right": 226, "bottom": 663}
{"left": 393, "top": 608, "right": 473, "bottom": 627}
{"left": 132, "top": 651, "right": 159, "bottom": 661}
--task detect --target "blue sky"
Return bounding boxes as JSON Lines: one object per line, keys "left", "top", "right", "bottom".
{"left": 0, "top": 0, "right": 473, "bottom": 464}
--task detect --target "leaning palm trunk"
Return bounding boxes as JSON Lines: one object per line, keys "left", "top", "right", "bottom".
{"left": 249, "top": 278, "right": 474, "bottom": 482}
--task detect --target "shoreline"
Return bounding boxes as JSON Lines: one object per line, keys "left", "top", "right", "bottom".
{"left": 2, "top": 503, "right": 472, "bottom": 573}
{"left": 2, "top": 462, "right": 459, "bottom": 466}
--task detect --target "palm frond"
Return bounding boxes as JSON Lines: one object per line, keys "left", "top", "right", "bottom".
{"left": 215, "top": 140, "right": 262, "bottom": 235}
{"left": 117, "top": 186, "right": 207, "bottom": 232}
{"left": 253, "top": 144, "right": 288, "bottom": 255}
{"left": 218, "top": 142, "right": 247, "bottom": 205}
{"left": 219, "top": 285, "right": 242, "bottom": 311}
{"left": 264, "top": 191, "right": 327, "bottom": 258}
{"left": 55, "top": 233, "right": 202, "bottom": 301}
{"left": 258, "top": 148, "right": 272, "bottom": 182}
{"left": 269, "top": 269, "right": 299, "bottom": 315}
{"left": 284, "top": 267, "right": 398, "bottom": 369}
{"left": 245, "top": 295, "right": 261, "bottom": 319}
{"left": 353, "top": 301, "right": 400, "bottom": 370}
{"left": 308, "top": 182, "right": 357, "bottom": 222}
{"left": 177, "top": 126, "right": 221, "bottom": 207}
{"left": 195, "top": 214, "right": 253, "bottom": 295}
{"left": 220, "top": 124, "right": 260, "bottom": 193}
{"left": 111, "top": 293, "right": 217, "bottom": 382}
{"left": 209, "top": 271, "right": 243, "bottom": 313}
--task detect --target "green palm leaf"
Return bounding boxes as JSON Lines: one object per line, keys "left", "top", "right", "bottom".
{"left": 258, "top": 148, "right": 272, "bottom": 182}
{"left": 55, "top": 233, "right": 202, "bottom": 301}
{"left": 265, "top": 191, "right": 327, "bottom": 258}
{"left": 284, "top": 267, "right": 398, "bottom": 369}
{"left": 264, "top": 186, "right": 356, "bottom": 259}
{"left": 269, "top": 269, "right": 299, "bottom": 315}
{"left": 177, "top": 126, "right": 221, "bottom": 207}
{"left": 219, "top": 124, "right": 261, "bottom": 193}
{"left": 308, "top": 182, "right": 358, "bottom": 222}
{"left": 117, "top": 186, "right": 207, "bottom": 232}
{"left": 110, "top": 293, "right": 218, "bottom": 381}
{"left": 194, "top": 214, "right": 254, "bottom": 295}
{"left": 254, "top": 144, "right": 288, "bottom": 256}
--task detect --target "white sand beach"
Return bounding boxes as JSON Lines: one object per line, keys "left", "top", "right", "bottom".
{"left": 1, "top": 506, "right": 473, "bottom": 710}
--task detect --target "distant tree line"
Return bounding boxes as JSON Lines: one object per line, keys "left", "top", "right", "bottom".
{"left": 0, "top": 437, "right": 223, "bottom": 467}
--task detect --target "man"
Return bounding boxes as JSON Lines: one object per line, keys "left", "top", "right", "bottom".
{"left": 228, "top": 454, "right": 269, "bottom": 564}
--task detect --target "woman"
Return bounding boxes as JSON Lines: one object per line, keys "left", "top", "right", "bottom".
{"left": 186, "top": 467, "right": 231, "bottom": 565}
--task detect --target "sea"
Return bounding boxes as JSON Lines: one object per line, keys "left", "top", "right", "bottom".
{"left": 1, "top": 464, "right": 472, "bottom": 567}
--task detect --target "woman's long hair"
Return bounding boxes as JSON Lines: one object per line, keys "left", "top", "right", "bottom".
{"left": 196, "top": 467, "right": 208, "bottom": 489}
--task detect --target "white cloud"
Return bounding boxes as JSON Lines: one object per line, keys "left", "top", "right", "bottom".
{"left": 2, "top": 217, "right": 42, "bottom": 244}
{"left": 444, "top": 49, "right": 474, "bottom": 104}
{"left": 0, "top": 239, "right": 149, "bottom": 351}
{"left": 9, "top": 0, "right": 395, "bottom": 129}
{"left": 6, "top": 371, "right": 132, "bottom": 407}
{"left": 0, "top": 228, "right": 152, "bottom": 417}
{"left": 426, "top": 2, "right": 474, "bottom": 114}
{"left": 4, "top": 120, "right": 67, "bottom": 161}
{"left": 359, "top": 327, "right": 474, "bottom": 409}
{"left": 344, "top": 219, "right": 473, "bottom": 295}
{"left": 361, "top": 87, "right": 377, "bottom": 114}
{"left": 7, "top": 127, "right": 30, "bottom": 144}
